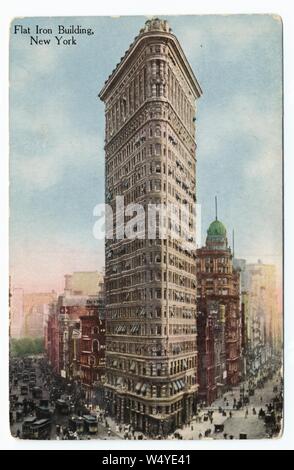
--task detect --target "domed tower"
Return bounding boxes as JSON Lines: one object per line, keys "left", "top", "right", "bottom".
{"left": 206, "top": 218, "right": 228, "bottom": 251}
{"left": 196, "top": 200, "right": 241, "bottom": 403}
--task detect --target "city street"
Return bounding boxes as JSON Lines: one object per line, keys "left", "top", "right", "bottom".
{"left": 10, "top": 358, "right": 122, "bottom": 440}
{"left": 10, "top": 356, "right": 282, "bottom": 441}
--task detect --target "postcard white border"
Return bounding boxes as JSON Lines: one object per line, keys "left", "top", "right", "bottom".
{"left": 1, "top": 0, "right": 293, "bottom": 450}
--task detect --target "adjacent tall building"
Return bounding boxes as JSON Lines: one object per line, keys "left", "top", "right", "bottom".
{"left": 197, "top": 216, "right": 242, "bottom": 404}
{"left": 99, "top": 18, "right": 202, "bottom": 435}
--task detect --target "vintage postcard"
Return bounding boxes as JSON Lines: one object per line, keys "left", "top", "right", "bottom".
{"left": 9, "top": 15, "right": 283, "bottom": 441}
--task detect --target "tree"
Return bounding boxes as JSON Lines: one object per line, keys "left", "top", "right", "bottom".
{"left": 10, "top": 337, "right": 44, "bottom": 357}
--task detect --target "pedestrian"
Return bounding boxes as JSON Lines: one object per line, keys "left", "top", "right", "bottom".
{"left": 108, "top": 429, "right": 111, "bottom": 437}
{"left": 198, "top": 432, "right": 202, "bottom": 439}
{"left": 245, "top": 408, "right": 248, "bottom": 419}
{"left": 229, "top": 411, "right": 232, "bottom": 418}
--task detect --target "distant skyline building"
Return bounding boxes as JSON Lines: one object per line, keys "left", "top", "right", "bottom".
{"left": 10, "top": 287, "right": 24, "bottom": 339}
{"left": 64, "top": 271, "right": 104, "bottom": 298}
{"left": 23, "top": 291, "right": 57, "bottom": 338}
{"left": 10, "top": 289, "right": 57, "bottom": 339}
{"left": 99, "top": 17, "right": 202, "bottom": 435}
{"left": 46, "top": 270, "right": 105, "bottom": 380}
{"left": 243, "top": 260, "right": 281, "bottom": 373}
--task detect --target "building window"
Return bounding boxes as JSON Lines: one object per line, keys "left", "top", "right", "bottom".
{"left": 89, "top": 356, "right": 96, "bottom": 366}
{"left": 155, "top": 127, "right": 161, "bottom": 137}
{"left": 155, "top": 144, "right": 161, "bottom": 155}
{"left": 93, "top": 340, "right": 100, "bottom": 353}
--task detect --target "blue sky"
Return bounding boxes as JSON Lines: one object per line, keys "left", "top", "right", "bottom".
{"left": 9, "top": 15, "right": 283, "bottom": 292}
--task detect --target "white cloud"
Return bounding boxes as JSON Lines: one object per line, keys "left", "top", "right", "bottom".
{"left": 11, "top": 96, "right": 104, "bottom": 191}
{"left": 10, "top": 39, "right": 60, "bottom": 92}
{"left": 176, "top": 15, "right": 280, "bottom": 61}
{"left": 198, "top": 92, "right": 282, "bottom": 183}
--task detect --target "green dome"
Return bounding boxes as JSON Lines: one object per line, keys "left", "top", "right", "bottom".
{"left": 207, "top": 219, "right": 227, "bottom": 237}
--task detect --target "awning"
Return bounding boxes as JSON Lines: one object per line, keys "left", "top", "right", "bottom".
{"left": 141, "top": 384, "right": 147, "bottom": 393}
{"left": 173, "top": 382, "right": 179, "bottom": 392}
{"left": 130, "top": 362, "right": 136, "bottom": 371}
{"left": 117, "top": 377, "right": 123, "bottom": 385}
{"left": 135, "top": 382, "right": 142, "bottom": 392}
{"left": 176, "top": 380, "right": 182, "bottom": 390}
{"left": 112, "top": 360, "right": 118, "bottom": 367}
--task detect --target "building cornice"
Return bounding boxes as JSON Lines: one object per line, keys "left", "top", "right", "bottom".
{"left": 99, "top": 29, "right": 202, "bottom": 101}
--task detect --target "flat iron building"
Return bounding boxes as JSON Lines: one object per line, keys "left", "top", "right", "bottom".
{"left": 99, "top": 18, "right": 202, "bottom": 435}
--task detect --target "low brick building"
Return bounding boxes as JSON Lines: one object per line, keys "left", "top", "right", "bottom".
{"left": 79, "top": 299, "right": 106, "bottom": 404}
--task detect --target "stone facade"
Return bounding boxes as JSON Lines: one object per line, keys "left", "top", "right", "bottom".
{"left": 99, "top": 18, "right": 202, "bottom": 435}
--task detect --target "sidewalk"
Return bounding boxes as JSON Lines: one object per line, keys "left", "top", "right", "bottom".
{"left": 172, "top": 372, "right": 282, "bottom": 440}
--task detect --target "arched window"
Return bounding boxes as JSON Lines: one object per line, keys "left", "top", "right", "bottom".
{"left": 155, "top": 126, "right": 161, "bottom": 137}
{"left": 93, "top": 339, "right": 100, "bottom": 353}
